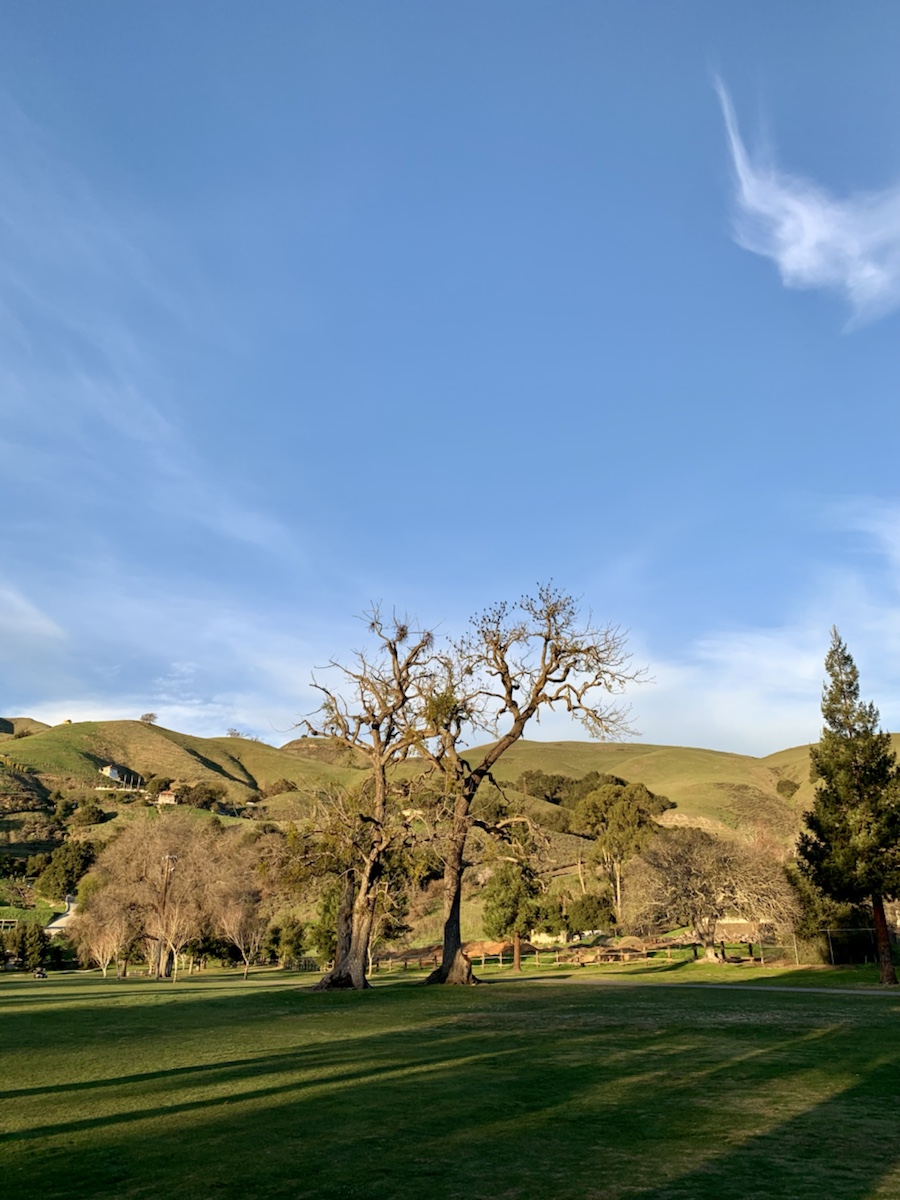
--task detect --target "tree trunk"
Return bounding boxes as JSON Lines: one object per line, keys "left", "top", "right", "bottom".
{"left": 314, "top": 870, "right": 378, "bottom": 990}
{"left": 613, "top": 861, "right": 622, "bottom": 924}
{"left": 872, "top": 893, "right": 898, "bottom": 985}
{"left": 513, "top": 930, "right": 521, "bottom": 972}
{"left": 695, "top": 920, "right": 718, "bottom": 962}
{"left": 424, "top": 817, "right": 476, "bottom": 985}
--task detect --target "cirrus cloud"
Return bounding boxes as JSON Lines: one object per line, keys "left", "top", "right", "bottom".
{"left": 716, "top": 78, "right": 900, "bottom": 326}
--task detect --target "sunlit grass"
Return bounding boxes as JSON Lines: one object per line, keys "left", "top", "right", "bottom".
{"left": 3, "top": 965, "right": 900, "bottom": 1199}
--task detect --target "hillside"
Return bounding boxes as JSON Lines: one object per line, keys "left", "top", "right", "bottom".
{"left": 0, "top": 717, "right": 51, "bottom": 740}
{"left": 0, "top": 716, "right": 856, "bottom": 853}
{"left": 487, "top": 739, "right": 813, "bottom": 840}
{"left": 0, "top": 720, "right": 356, "bottom": 802}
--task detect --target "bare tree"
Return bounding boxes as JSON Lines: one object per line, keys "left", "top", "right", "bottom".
{"left": 91, "top": 810, "right": 216, "bottom": 980}
{"left": 211, "top": 833, "right": 272, "bottom": 979}
{"left": 634, "top": 827, "right": 798, "bottom": 960}
{"left": 299, "top": 611, "right": 437, "bottom": 989}
{"left": 70, "top": 890, "right": 139, "bottom": 978}
{"left": 417, "top": 585, "right": 641, "bottom": 984}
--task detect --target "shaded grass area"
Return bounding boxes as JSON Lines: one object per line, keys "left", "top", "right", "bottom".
{"left": 4, "top": 968, "right": 900, "bottom": 1199}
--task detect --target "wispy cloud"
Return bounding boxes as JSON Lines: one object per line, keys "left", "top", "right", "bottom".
{"left": 715, "top": 78, "right": 900, "bottom": 326}
{"left": 0, "top": 94, "right": 296, "bottom": 559}
{"left": 0, "top": 585, "right": 64, "bottom": 643}
{"left": 9, "top": 516, "right": 900, "bottom": 757}
{"left": 1, "top": 569, "right": 330, "bottom": 742}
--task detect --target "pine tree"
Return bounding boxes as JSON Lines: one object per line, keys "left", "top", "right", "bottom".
{"left": 799, "top": 628, "right": 900, "bottom": 985}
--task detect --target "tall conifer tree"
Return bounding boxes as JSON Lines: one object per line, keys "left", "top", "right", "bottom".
{"left": 799, "top": 628, "right": 900, "bottom": 985}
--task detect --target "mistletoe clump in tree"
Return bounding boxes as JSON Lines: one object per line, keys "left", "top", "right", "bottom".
{"left": 799, "top": 628, "right": 900, "bottom": 986}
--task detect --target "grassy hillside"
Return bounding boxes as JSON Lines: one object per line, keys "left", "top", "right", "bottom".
{"left": 0, "top": 716, "right": 50, "bottom": 740}
{"left": 487, "top": 739, "right": 807, "bottom": 839}
{"left": 0, "top": 720, "right": 355, "bottom": 801}
{"left": 0, "top": 717, "right": 851, "bottom": 845}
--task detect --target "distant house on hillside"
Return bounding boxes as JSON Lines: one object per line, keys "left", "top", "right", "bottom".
{"left": 156, "top": 789, "right": 178, "bottom": 805}
{"left": 99, "top": 765, "right": 120, "bottom": 780}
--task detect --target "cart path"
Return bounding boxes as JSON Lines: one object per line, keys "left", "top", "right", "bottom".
{"left": 546, "top": 974, "right": 900, "bottom": 998}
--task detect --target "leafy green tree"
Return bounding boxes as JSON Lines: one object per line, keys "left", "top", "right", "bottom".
{"left": 575, "top": 781, "right": 672, "bottom": 921}
{"left": 532, "top": 895, "right": 567, "bottom": 937}
{"left": 23, "top": 923, "right": 50, "bottom": 970}
{"left": 26, "top": 852, "right": 51, "bottom": 877}
{"left": 145, "top": 777, "right": 174, "bottom": 799}
{"left": 71, "top": 800, "right": 105, "bottom": 827}
{"left": 566, "top": 890, "right": 615, "bottom": 935}
{"left": 482, "top": 862, "right": 540, "bottom": 971}
{"left": 176, "top": 781, "right": 227, "bottom": 810}
{"left": 53, "top": 795, "right": 76, "bottom": 821}
{"left": 266, "top": 916, "right": 306, "bottom": 968}
{"left": 35, "top": 841, "right": 96, "bottom": 900}
{"left": 786, "top": 864, "right": 873, "bottom": 963}
{"left": 799, "top": 628, "right": 900, "bottom": 985}
{"left": 2, "top": 924, "right": 28, "bottom": 966}
{"left": 307, "top": 881, "right": 342, "bottom": 965}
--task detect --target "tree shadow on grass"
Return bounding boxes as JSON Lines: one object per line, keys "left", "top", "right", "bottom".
{"left": 5, "top": 982, "right": 900, "bottom": 1200}
{"left": 479, "top": 972, "right": 577, "bottom": 984}
{"left": 0, "top": 1045, "right": 394, "bottom": 1102}
{"left": 627, "top": 1057, "right": 900, "bottom": 1199}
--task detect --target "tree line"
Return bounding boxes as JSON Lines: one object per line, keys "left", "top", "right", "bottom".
{"left": 10, "top": 598, "right": 899, "bottom": 987}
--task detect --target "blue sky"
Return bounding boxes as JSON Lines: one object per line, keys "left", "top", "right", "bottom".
{"left": 3, "top": 3, "right": 900, "bottom": 754}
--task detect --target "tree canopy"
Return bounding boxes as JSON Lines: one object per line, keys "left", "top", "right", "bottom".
{"left": 799, "top": 627, "right": 900, "bottom": 985}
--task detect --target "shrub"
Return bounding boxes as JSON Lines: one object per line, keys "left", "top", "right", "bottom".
{"left": 70, "top": 801, "right": 105, "bottom": 827}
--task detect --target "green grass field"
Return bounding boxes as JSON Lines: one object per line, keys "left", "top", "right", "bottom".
{"left": 4, "top": 963, "right": 900, "bottom": 1200}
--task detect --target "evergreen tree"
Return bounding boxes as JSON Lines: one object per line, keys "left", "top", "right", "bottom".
{"left": 35, "top": 841, "right": 95, "bottom": 901}
{"left": 482, "top": 862, "right": 540, "bottom": 971}
{"left": 799, "top": 628, "right": 900, "bottom": 985}
{"left": 23, "top": 924, "right": 50, "bottom": 971}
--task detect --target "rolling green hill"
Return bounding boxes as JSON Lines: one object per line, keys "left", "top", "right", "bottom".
{"left": 0, "top": 717, "right": 51, "bottom": 740}
{"left": 0, "top": 720, "right": 355, "bottom": 801}
{"left": 1, "top": 716, "right": 859, "bottom": 848}
{"left": 488, "top": 739, "right": 813, "bottom": 839}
